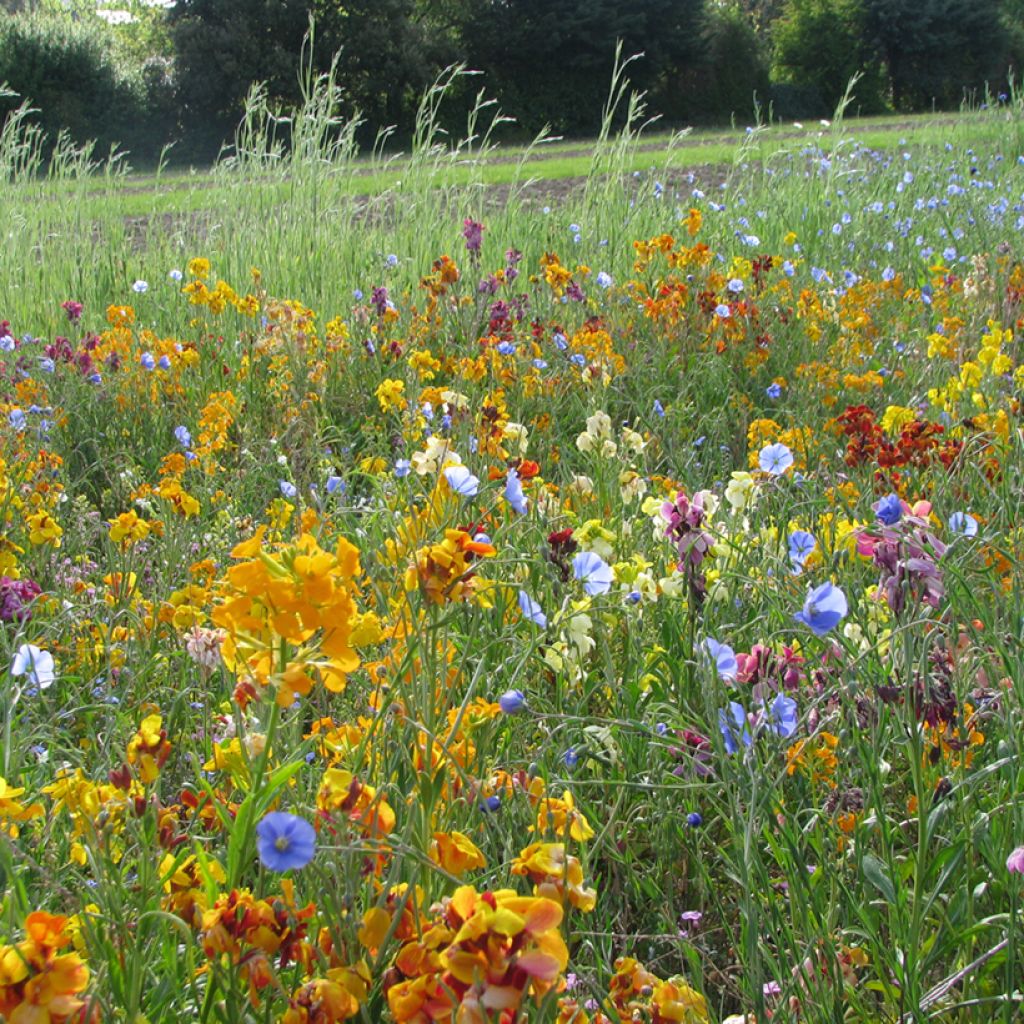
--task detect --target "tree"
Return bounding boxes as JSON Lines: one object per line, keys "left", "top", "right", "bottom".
{"left": 169, "top": 0, "right": 330, "bottom": 158}
{"left": 453, "top": 0, "right": 706, "bottom": 137}
{"left": 170, "top": 0, "right": 449, "bottom": 159}
{"left": 772, "top": 0, "right": 884, "bottom": 115}
{"left": 326, "top": 0, "right": 450, "bottom": 136}
{"left": 862, "top": 0, "right": 1011, "bottom": 110}
{"left": 665, "top": 2, "right": 770, "bottom": 124}
{"left": 733, "top": 0, "right": 787, "bottom": 40}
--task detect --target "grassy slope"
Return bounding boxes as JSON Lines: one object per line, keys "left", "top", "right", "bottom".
{"left": 24, "top": 110, "right": 1018, "bottom": 222}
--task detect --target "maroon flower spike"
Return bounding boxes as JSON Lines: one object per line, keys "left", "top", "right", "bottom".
{"left": 462, "top": 217, "right": 484, "bottom": 255}
{"left": 0, "top": 576, "right": 41, "bottom": 622}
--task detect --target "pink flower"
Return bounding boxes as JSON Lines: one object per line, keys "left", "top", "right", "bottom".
{"left": 1007, "top": 846, "right": 1024, "bottom": 874}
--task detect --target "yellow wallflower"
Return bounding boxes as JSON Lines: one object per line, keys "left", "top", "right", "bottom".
{"left": 26, "top": 510, "right": 62, "bottom": 546}
{"left": 533, "top": 790, "right": 595, "bottom": 842}
{"left": 375, "top": 378, "right": 407, "bottom": 413}
{"left": 429, "top": 831, "right": 487, "bottom": 876}
{"left": 880, "top": 405, "right": 916, "bottom": 436}
{"left": 108, "top": 510, "right": 151, "bottom": 546}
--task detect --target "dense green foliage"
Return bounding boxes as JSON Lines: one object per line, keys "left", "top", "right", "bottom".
{"left": 0, "top": 10, "right": 174, "bottom": 159}
{"left": 0, "top": 0, "right": 1021, "bottom": 164}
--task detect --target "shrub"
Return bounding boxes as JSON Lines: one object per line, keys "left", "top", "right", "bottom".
{"left": 0, "top": 11, "right": 152, "bottom": 162}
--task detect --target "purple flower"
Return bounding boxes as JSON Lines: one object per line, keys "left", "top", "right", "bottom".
{"left": 371, "top": 285, "right": 390, "bottom": 316}
{"left": 661, "top": 490, "right": 714, "bottom": 605}
{"left": 0, "top": 576, "right": 41, "bottom": 622}
{"left": 256, "top": 812, "right": 316, "bottom": 871}
{"left": 499, "top": 689, "right": 526, "bottom": 714}
{"left": 766, "top": 382, "right": 782, "bottom": 399}
{"left": 861, "top": 518, "right": 947, "bottom": 615}
{"left": 794, "top": 581, "right": 848, "bottom": 636}
{"left": 678, "top": 910, "right": 703, "bottom": 935}
{"left": 1007, "top": 846, "right": 1024, "bottom": 874}
{"left": 572, "top": 551, "right": 613, "bottom": 595}
{"left": 279, "top": 480, "right": 297, "bottom": 499}
{"left": 875, "top": 493, "right": 903, "bottom": 525}
{"left": 462, "top": 218, "right": 484, "bottom": 254}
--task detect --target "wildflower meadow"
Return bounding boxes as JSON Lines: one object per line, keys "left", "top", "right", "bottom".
{"left": 1, "top": 73, "right": 1024, "bottom": 1024}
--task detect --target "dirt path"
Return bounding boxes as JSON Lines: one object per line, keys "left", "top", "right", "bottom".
{"left": 120, "top": 162, "right": 735, "bottom": 250}
{"left": 102, "top": 110, "right": 973, "bottom": 200}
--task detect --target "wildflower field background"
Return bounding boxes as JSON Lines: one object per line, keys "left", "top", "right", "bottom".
{"left": 2, "top": 70, "right": 1024, "bottom": 1024}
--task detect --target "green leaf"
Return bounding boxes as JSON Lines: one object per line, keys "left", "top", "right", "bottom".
{"left": 861, "top": 853, "right": 897, "bottom": 904}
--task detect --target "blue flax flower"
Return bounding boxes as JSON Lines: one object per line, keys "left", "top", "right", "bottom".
{"left": 572, "top": 551, "right": 613, "bottom": 595}
{"left": 875, "top": 493, "right": 902, "bottom": 525}
{"left": 704, "top": 638, "right": 737, "bottom": 682}
{"left": 505, "top": 470, "right": 528, "bottom": 514}
{"left": 759, "top": 442, "right": 794, "bottom": 476}
{"left": 444, "top": 465, "right": 479, "bottom": 498}
{"left": 767, "top": 693, "right": 798, "bottom": 738}
{"left": 256, "top": 812, "right": 316, "bottom": 871}
{"left": 517, "top": 590, "right": 547, "bottom": 628}
{"left": 719, "top": 702, "right": 752, "bottom": 754}
{"left": 948, "top": 511, "right": 978, "bottom": 537}
{"left": 794, "top": 581, "right": 848, "bottom": 636}
{"left": 788, "top": 530, "right": 816, "bottom": 570}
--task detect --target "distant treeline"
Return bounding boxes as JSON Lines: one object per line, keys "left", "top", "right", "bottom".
{"left": 1, "top": 0, "right": 1022, "bottom": 166}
